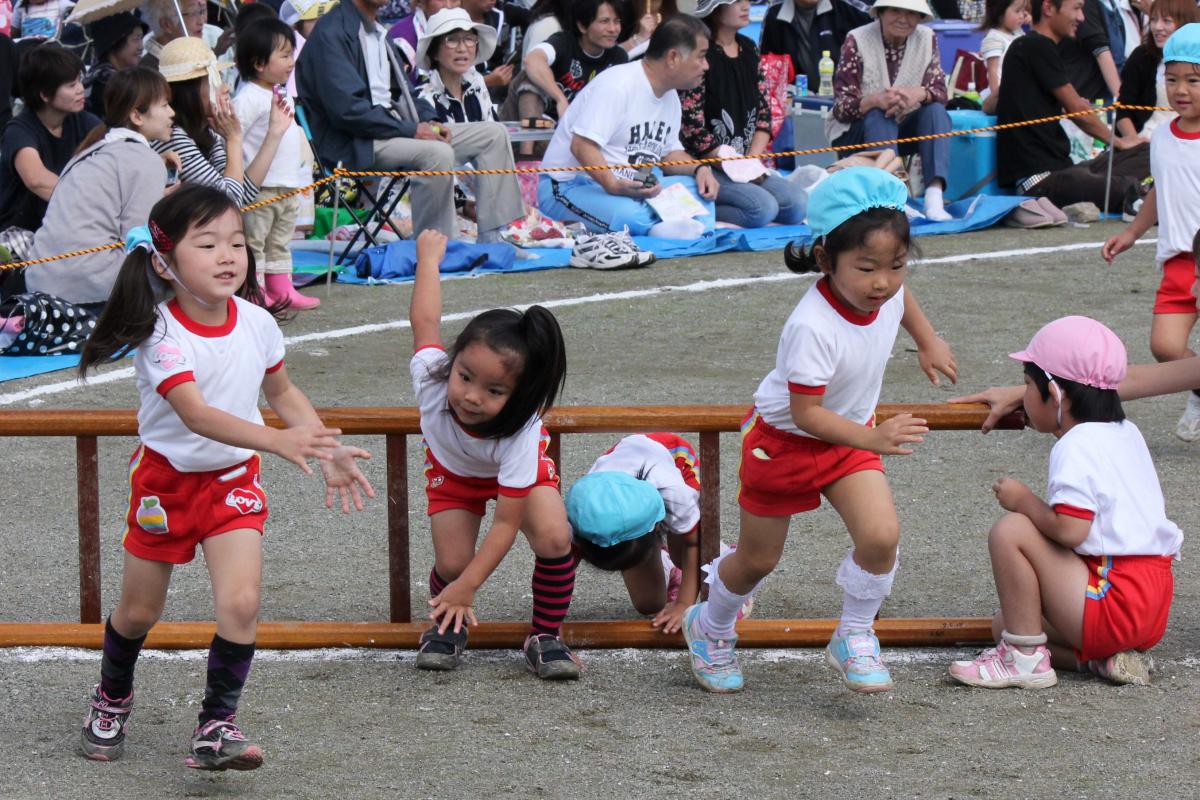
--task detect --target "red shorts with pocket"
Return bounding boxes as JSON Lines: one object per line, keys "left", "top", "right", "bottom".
{"left": 122, "top": 446, "right": 268, "bottom": 565}
{"left": 1078, "top": 554, "right": 1174, "bottom": 661}
{"left": 1153, "top": 253, "right": 1197, "bottom": 314}
{"left": 737, "top": 410, "right": 883, "bottom": 517}
{"left": 422, "top": 429, "right": 559, "bottom": 516}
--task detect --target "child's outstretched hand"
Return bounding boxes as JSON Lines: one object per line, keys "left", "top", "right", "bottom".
{"left": 1101, "top": 229, "right": 1137, "bottom": 263}
{"left": 319, "top": 445, "right": 376, "bottom": 513}
{"left": 651, "top": 601, "right": 689, "bottom": 635}
{"left": 429, "top": 579, "right": 477, "bottom": 634}
{"left": 870, "top": 413, "right": 928, "bottom": 455}
{"left": 992, "top": 477, "right": 1034, "bottom": 512}
{"left": 917, "top": 336, "right": 957, "bottom": 385}
{"left": 274, "top": 424, "right": 341, "bottom": 474}
{"left": 416, "top": 228, "right": 448, "bottom": 266}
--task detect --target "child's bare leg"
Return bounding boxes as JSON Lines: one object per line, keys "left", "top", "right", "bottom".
{"left": 1149, "top": 313, "right": 1197, "bottom": 363}
{"left": 823, "top": 470, "right": 898, "bottom": 632}
{"left": 429, "top": 509, "right": 483, "bottom": 592}
{"left": 698, "top": 509, "right": 788, "bottom": 638}
{"left": 621, "top": 547, "right": 668, "bottom": 616}
{"left": 198, "top": 529, "right": 263, "bottom": 732}
{"left": 110, "top": 552, "right": 173, "bottom": 638}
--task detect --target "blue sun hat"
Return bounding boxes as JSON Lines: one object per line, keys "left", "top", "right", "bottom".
{"left": 566, "top": 472, "right": 666, "bottom": 548}
{"left": 1164, "top": 23, "right": 1200, "bottom": 65}
{"left": 806, "top": 167, "right": 909, "bottom": 239}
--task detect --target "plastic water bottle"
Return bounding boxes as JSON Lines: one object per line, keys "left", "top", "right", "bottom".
{"left": 817, "top": 51, "right": 834, "bottom": 96}
{"left": 1091, "top": 98, "right": 1108, "bottom": 157}
{"left": 963, "top": 80, "right": 981, "bottom": 105}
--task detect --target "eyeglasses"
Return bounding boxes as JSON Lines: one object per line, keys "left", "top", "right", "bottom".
{"left": 443, "top": 33, "right": 479, "bottom": 49}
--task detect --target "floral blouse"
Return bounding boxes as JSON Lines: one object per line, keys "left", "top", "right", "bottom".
{"left": 832, "top": 33, "right": 949, "bottom": 124}
{"left": 679, "top": 34, "right": 774, "bottom": 157}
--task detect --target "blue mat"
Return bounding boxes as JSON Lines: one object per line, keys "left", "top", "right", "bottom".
{"left": 0, "top": 353, "right": 82, "bottom": 383}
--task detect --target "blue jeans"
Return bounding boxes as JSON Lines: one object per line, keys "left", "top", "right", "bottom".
{"left": 713, "top": 171, "right": 808, "bottom": 227}
{"left": 833, "top": 103, "right": 951, "bottom": 185}
{"left": 537, "top": 171, "right": 716, "bottom": 235}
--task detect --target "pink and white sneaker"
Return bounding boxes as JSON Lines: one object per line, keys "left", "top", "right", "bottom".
{"left": 948, "top": 640, "right": 1058, "bottom": 689}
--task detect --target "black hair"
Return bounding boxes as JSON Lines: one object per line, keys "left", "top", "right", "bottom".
{"left": 980, "top": 0, "right": 1024, "bottom": 31}
{"left": 573, "top": 524, "right": 665, "bottom": 572}
{"left": 1029, "top": 0, "right": 1065, "bottom": 25}
{"left": 19, "top": 42, "right": 84, "bottom": 111}
{"left": 436, "top": 306, "right": 568, "bottom": 440}
{"left": 167, "top": 76, "right": 215, "bottom": 156}
{"left": 233, "top": 1, "right": 279, "bottom": 37}
{"left": 79, "top": 185, "right": 285, "bottom": 376}
{"left": 1022, "top": 361, "right": 1125, "bottom": 424}
{"left": 1193, "top": 227, "right": 1200, "bottom": 263}
{"left": 784, "top": 206, "right": 913, "bottom": 274}
{"left": 76, "top": 67, "right": 171, "bottom": 153}
{"left": 645, "top": 13, "right": 708, "bottom": 60}
{"left": 235, "top": 17, "right": 295, "bottom": 81}
{"left": 574, "top": 0, "right": 619, "bottom": 33}
{"left": 529, "top": 0, "right": 573, "bottom": 29}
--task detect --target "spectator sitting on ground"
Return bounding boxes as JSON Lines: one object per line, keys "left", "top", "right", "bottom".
{"left": 140, "top": 0, "right": 208, "bottom": 70}
{"left": 27, "top": 67, "right": 179, "bottom": 307}
{"left": 537, "top": 14, "right": 719, "bottom": 241}
{"left": 416, "top": 8, "right": 498, "bottom": 122}
{"left": 152, "top": 37, "right": 287, "bottom": 206}
{"left": 978, "top": 0, "right": 1030, "bottom": 114}
{"left": 84, "top": 12, "right": 149, "bottom": 118}
{"left": 1116, "top": 0, "right": 1197, "bottom": 141}
{"left": 996, "top": 0, "right": 1146, "bottom": 212}
{"left": 681, "top": 0, "right": 806, "bottom": 228}
{"left": 759, "top": 0, "right": 871, "bottom": 93}
{"left": 0, "top": 44, "right": 100, "bottom": 236}
{"left": 826, "top": 0, "right": 954, "bottom": 221}
{"left": 296, "top": 0, "right": 524, "bottom": 241}
{"left": 389, "top": 0, "right": 457, "bottom": 78}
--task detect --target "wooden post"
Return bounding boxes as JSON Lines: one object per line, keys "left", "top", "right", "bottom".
{"left": 698, "top": 431, "right": 721, "bottom": 598}
{"left": 76, "top": 436, "right": 101, "bottom": 624}
{"left": 386, "top": 434, "right": 410, "bottom": 623}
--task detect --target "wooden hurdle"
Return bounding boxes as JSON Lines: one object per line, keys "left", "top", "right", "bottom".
{"left": 0, "top": 403, "right": 1021, "bottom": 649}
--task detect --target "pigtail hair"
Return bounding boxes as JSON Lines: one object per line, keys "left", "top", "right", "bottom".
{"left": 784, "top": 239, "right": 821, "bottom": 274}
{"left": 517, "top": 304, "right": 568, "bottom": 418}
{"left": 78, "top": 248, "right": 165, "bottom": 376}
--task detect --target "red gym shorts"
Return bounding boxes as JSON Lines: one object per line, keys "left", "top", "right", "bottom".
{"left": 1078, "top": 554, "right": 1174, "bottom": 661}
{"left": 1153, "top": 253, "right": 1198, "bottom": 314}
{"left": 122, "top": 446, "right": 268, "bottom": 565}
{"left": 422, "top": 429, "right": 559, "bottom": 517}
{"left": 737, "top": 410, "right": 883, "bottom": 517}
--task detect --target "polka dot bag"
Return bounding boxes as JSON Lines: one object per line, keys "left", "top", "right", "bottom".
{"left": 1, "top": 292, "right": 97, "bottom": 356}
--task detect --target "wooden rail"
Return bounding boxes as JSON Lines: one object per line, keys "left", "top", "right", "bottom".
{"left": 1, "top": 403, "right": 1021, "bottom": 648}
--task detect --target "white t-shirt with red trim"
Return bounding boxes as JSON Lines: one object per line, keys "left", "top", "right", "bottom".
{"left": 587, "top": 434, "right": 700, "bottom": 536}
{"left": 135, "top": 297, "right": 286, "bottom": 473}
{"left": 1150, "top": 119, "right": 1200, "bottom": 266}
{"left": 410, "top": 346, "right": 546, "bottom": 495}
{"left": 1047, "top": 421, "right": 1183, "bottom": 557}
{"left": 753, "top": 277, "right": 906, "bottom": 437}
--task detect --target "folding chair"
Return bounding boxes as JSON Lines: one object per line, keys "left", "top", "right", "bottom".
{"left": 294, "top": 101, "right": 411, "bottom": 265}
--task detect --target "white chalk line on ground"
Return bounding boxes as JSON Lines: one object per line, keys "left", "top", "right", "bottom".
{"left": 0, "top": 237, "right": 1156, "bottom": 408}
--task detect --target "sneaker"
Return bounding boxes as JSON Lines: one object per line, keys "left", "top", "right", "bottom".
{"left": 681, "top": 603, "right": 743, "bottom": 693}
{"left": 826, "top": 629, "right": 895, "bottom": 693}
{"left": 948, "top": 640, "right": 1057, "bottom": 689}
{"left": 523, "top": 633, "right": 581, "bottom": 680}
{"left": 185, "top": 718, "right": 264, "bottom": 771}
{"left": 1088, "top": 650, "right": 1154, "bottom": 686}
{"left": 81, "top": 685, "right": 133, "bottom": 761}
{"left": 569, "top": 231, "right": 640, "bottom": 270}
{"left": 612, "top": 227, "right": 657, "bottom": 267}
{"left": 1176, "top": 394, "right": 1200, "bottom": 442}
{"left": 1122, "top": 177, "right": 1154, "bottom": 223}
{"left": 415, "top": 624, "right": 468, "bottom": 671}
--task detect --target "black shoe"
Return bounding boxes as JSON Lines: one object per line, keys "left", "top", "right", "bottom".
{"left": 1122, "top": 177, "right": 1153, "bottom": 223}
{"left": 523, "top": 633, "right": 581, "bottom": 680}
{"left": 416, "top": 624, "right": 468, "bottom": 671}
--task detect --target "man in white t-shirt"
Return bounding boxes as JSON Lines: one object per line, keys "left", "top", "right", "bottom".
{"left": 537, "top": 14, "right": 719, "bottom": 239}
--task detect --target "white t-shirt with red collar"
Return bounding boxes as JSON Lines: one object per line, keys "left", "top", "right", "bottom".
{"left": 1047, "top": 421, "right": 1183, "bottom": 558}
{"left": 587, "top": 434, "right": 700, "bottom": 536}
{"left": 410, "top": 346, "right": 546, "bottom": 495}
{"left": 135, "top": 296, "right": 286, "bottom": 473}
{"left": 1150, "top": 118, "right": 1200, "bottom": 266}
{"left": 753, "top": 277, "right": 906, "bottom": 437}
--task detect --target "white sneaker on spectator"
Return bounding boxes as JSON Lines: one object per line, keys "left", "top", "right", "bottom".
{"left": 569, "top": 231, "right": 640, "bottom": 270}
{"left": 1176, "top": 394, "right": 1200, "bottom": 442}
{"left": 612, "top": 227, "right": 657, "bottom": 267}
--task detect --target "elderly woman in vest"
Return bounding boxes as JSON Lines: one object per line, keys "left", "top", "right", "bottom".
{"left": 826, "top": 0, "right": 954, "bottom": 220}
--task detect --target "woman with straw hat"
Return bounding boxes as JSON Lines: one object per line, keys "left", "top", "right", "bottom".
{"left": 151, "top": 36, "right": 290, "bottom": 206}
{"left": 825, "top": 0, "right": 956, "bottom": 222}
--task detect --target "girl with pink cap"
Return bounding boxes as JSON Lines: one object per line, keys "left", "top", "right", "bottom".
{"left": 949, "top": 316, "right": 1182, "bottom": 690}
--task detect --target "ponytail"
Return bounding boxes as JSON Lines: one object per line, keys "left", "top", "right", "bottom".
{"left": 783, "top": 239, "right": 822, "bottom": 274}
{"left": 78, "top": 248, "right": 164, "bottom": 376}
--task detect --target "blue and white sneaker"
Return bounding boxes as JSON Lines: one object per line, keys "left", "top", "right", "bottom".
{"left": 682, "top": 603, "right": 743, "bottom": 693}
{"left": 825, "top": 629, "right": 894, "bottom": 693}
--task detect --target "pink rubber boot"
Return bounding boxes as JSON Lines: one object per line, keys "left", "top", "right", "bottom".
{"left": 264, "top": 273, "right": 320, "bottom": 310}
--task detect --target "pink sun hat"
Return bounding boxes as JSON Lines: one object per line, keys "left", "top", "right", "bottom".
{"left": 716, "top": 145, "right": 768, "bottom": 183}
{"left": 1008, "top": 316, "right": 1127, "bottom": 390}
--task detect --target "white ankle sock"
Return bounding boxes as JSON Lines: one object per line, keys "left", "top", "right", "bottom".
{"left": 699, "top": 562, "right": 753, "bottom": 640}
{"left": 923, "top": 184, "right": 952, "bottom": 221}
{"left": 648, "top": 218, "right": 705, "bottom": 239}
{"left": 835, "top": 550, "right": 897, "bottom": 635}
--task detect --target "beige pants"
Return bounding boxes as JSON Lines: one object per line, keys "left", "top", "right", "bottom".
{"left": 244, "top": 187, "right": 300, "bottom": 275}
{"left": 372, "top": 121, "right": 523, "bottom": 238}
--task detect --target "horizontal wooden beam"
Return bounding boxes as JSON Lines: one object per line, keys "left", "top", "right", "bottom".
{"left": 0, "top": 618, "right": 994, "bottom": 650}
{"left": 0, "top": 404, "right": 1021, "bottom": 437}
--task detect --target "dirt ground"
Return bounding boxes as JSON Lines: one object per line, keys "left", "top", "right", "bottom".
{"left": 1, "top": 221, "right": 1198, "bottom": 799}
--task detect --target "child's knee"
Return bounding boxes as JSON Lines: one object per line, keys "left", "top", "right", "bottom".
{"left": 855, "top": 520, "right": 900, "bottom": 562}
{"left": 215, "top": 587, "right": 261, "bottom": 628}
{"left": 116, "top": 602, "right": 163, "bottom": 636}
{"left": 730, "top": 546, "right": 781, "bottom": 583}
{"left": 988, "top": 512, "right": 1035, "bottom": 552}
{"left": 1150, "top": 337, "right": 1189, "bottom": 362}
{"left": 530, "top": 524, "right": 572, "bottom": 559}
{"left": 631, "top": 595, "right": 666, "bottom": 616}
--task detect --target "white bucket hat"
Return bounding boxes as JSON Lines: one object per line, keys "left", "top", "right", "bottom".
{"left": 694, "top": 0, "right": 738, "bottom": 17}
{"left": 870, "top": 0, "right": 935, "bottom": 21}
{"left": 415, "top": 8, "right": 497, "bottom": 71}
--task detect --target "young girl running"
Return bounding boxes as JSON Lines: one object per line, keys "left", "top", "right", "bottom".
{"left": 409, "top": 229, "right": 579, "bottom": 680}
{"left": 77, "top": 185, "right": 374, "bottom": 770}
{"left": 682, "top": 167, "right": 957, "bottom": 694}
{"left": 949, "top": 317, "right": 1182, "bottom": 689}
{"left": 1102, "top": 24, "right": 1200, "bottom": 442}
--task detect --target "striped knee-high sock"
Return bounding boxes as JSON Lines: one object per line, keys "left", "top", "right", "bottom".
{"left": 199, "top": 635, "right": 255, "bottom": 724}
{"left": 530, "top": 553, "right": 575, "bottom": 637}
{"left": 429, "top": 567, "right": 448, "bottom": 598}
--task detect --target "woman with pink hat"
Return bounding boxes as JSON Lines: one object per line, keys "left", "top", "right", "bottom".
{"left": 949, "top": 317, "right": 1181, "bottom": 690}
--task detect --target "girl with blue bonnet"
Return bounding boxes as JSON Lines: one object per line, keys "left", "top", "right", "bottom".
{"left": 681, "top": 167, "right": 957, "bottom": 695}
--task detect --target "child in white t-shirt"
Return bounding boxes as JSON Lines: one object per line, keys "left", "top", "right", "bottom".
{"left": 75, "top": 185, "right": 373, "bottom": 770}
{"left": 950, "top": 316, "right": 1182, "bottom": 689}
{"left": 682, "top": 168, "right": 958, "bottom": 694}
{"left": 978, "top": 0, "right": 1029, "bottom": 114}
{"left": 233, "top": 17, "right": 318, "bottom": 309}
